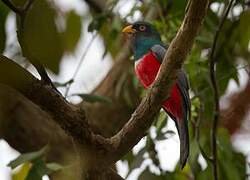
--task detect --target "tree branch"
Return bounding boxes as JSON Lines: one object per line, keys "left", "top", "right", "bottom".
{"left": 1, "top": 0, "right": 22, "bottom": 14}
{"left": 209, "top": 0, "right": 235, "bottom": 179}
{"left": 2, "top": 0, "right": 57, "bottom": 89}
{"left": 195, "top": 100, "right": 213, "bottom": 163}
{"left": 1, "top": 0, "right": 34, "bottom": 15}
{"left": 0, "top": 85, "right": 76, "bottom": 163}
{"left": 0, "top": 0, "right": 209, "bottom": 173}
{"left": 0, "top": 55, "right": 110, "bottom": 153}
{"left": 84, "top": 0, "right": 106, "bottom": 13}
{"left": 23, "top": 0, "right": 35, "bottom": 12}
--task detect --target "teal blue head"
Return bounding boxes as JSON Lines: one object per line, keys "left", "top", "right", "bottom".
{"left": 122, "top": 21, "right": 162, "bottom": 60}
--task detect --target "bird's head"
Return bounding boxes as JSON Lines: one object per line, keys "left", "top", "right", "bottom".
{"left": 122, "top": 21, "right": 162, "bottom": 60}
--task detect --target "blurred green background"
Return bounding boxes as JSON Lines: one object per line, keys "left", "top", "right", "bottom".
{"left": 0, "top": 0, "right": 250, "bottom": 179}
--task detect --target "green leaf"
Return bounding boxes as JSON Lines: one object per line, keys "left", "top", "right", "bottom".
{"left": 0, "top": 55, "right": 34, "bottom": 90}
{"left": 156, "top": 130, "right": 175, "bottom": 141}
{"left": 62, "top": 11, "right": 82, "bottom": 52}
{"left": 18, "top": 0, "right": 64, "bottom": 74}
{"left": 138, "top": 167, "right": 164, "bottom": 180}
{"left": 217, "top": 128, "right": 246, "bottom": 180}
{"left": 128, "top": 148, "right": 146, "bottom": 170}
{"left": 46, "top": 163, "right": 64, "bottom": 172}
{"left": 169, "top": 0, "right": 187, "bottom": 16}
{"left": 121, "top": 151, "right": 135, "bottom": 167}
{"left": 9, "top": 146, "right": 63, "bottom": 180}
{"left": 112, "top": 16, "right": 122, "bottom": 31}
{"left": 25, "top": 159, "right": 47, "bottom": 180}
{"left": 196, "top": 165, "right": 213, "bottom": 180}
{"left": 238, "top": 10, "right": 250, "bottom": 50}
{"left": 0, "top": 2, "right": 9, "bottom": 53}
{"left": 54, "top": 79, "right": 74, "bottom": 87}
{"left": 188, "top": 140, "right": 202, "bottom": 177}
{"left": 155, "top": 112, "right": 167, "bottom": 135}
{"left": 11, "top": 0, "right": 27, "bottom": 7}
{"left": 87, "top": 14, "right": 106, "bottom": 32}
{"left": 12, "top": 163, "right": 31, "bottom": 180}
{"left": 8, "top": 145, "right": 49, "bottom": 169}
{"left": 74, "top": 93, "right": 112, "bottom": 104}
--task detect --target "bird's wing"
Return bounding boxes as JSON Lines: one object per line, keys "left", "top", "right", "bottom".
{"left": 151, "top": 44, "right": 167, "bottom": 63}
{"left": 151, "top": 44, "right": 191, "bottom": 168}
{"left": 151, "top": 44, "right": 190, "bottom": 113}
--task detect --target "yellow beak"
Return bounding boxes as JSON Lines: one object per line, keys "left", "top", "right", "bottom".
{"left": 122, "top": 25, "right": 136, "bottom": 33}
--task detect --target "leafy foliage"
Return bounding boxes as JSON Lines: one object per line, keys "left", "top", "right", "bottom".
{"left": 8, "top": 146, "right": 63, "bottom": 180}
{"left": 0, "top": 55, "right": 34, "bottom": 89}
{"left": 1, "top": 0, "right": 249, "bottom": 179}
{"left": 118, "top": 0, "right": 249, "bottom": 179}
{"left": 13, "top": 0, "right": 82, "bottom": 74}
{"left": 62, "top": 11, "right": 82, "bottom": 52}
{"left": 12, "top": 163, "right": 31, "bottom": 180}
{"left": 8, "top": 146, "right": 49, "bottom": 169}
{"left": 17, "top": 0, "right": 64, "bottom": 74}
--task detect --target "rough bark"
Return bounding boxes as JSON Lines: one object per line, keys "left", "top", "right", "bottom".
{"left": 2, "top": 0, "right": 209, "bottom": 165}
{"left": 0, "top": 85, "right": 82, "bottom": 179}
{"left": 0, "top": 0, "right": 217, "bottom": 179}
{"left": 0, "top": 85, "right": 73, "bottom": 158}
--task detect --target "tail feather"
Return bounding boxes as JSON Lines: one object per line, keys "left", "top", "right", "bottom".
{"left": 177, "top": 70, "right": 190, "bottom": 169}
{"left": 164, "top": 111, "right": 189, "bottom": 169}
{"left": 175, "top": 118, "right": 189, "bottom": 169}
{"left": 162, "top": 70, "right": 190, "bottom": 169}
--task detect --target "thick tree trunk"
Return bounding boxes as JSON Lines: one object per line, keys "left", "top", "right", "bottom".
{"left": 0, "top": 55, "right": 140, "bottom": 179}
{"left": 0, "top": 85, "right": 82, "bottom": 179}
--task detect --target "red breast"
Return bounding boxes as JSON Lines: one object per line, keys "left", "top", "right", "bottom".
{"left": 134, "top": 52, "right": 160, "bottom": 88}
{"left": 134, "top": 51, "right": 183, "bottom": 120}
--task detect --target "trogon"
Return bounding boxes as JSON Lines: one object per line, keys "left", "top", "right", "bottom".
{"left": 122, "top": 22, "right": 191, "bottom": 168}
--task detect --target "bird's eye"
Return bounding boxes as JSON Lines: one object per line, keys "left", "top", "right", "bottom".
{"left": 139, "top": 25, "right": 146, "bottom": 31}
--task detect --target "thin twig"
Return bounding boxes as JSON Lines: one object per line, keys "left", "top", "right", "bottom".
{"left": 191, "top": 64, "right": 249, "bottom": 100}
{"left": 64, "top": 33, "right": 97, "bottom": 97}
{"left": 23, "top": 0, "right": 35, "bottom": 12}
{"left": 0, "top": 0, "right": 209, "bottom": 171}
{"left": 2, "top": 0, "right": 56, "bottom": 90}
{"left": 245, "top": 62, "right": 250, "bottom": 77}
{"left": 1, "top": 0, "right": 22, "bottom": 14}
{"left": 2, "top": 0, "right": 50, "bottom": 85}
{"left": 209, "top": 0, "right": 235, "bottom": 180}
{"left": 2, "top": 0, "right": 34, "bottom": 15}
{"left": 195, "top": 99, "right": 213, "bottom": 162}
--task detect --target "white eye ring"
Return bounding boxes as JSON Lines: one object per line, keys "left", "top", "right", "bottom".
{"left": 139, "top": 25, "right": 146, "bottom": 31}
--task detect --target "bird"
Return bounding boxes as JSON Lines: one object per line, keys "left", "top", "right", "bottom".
{"left": 122, "top": 22, "right": 191, "bottom": 169}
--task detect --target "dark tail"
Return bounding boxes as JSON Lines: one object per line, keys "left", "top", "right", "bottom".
{"left": 176, "top": 70, "right": 190, "bottom": 169}
{"left": 163, "top": 70, "right": 190, "bottom": 169}
{"left": 165, "top": 110, "right": 189, "bottom": 169}
{"left": 175, "top": 117, "right": 189, "bottom": 169}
